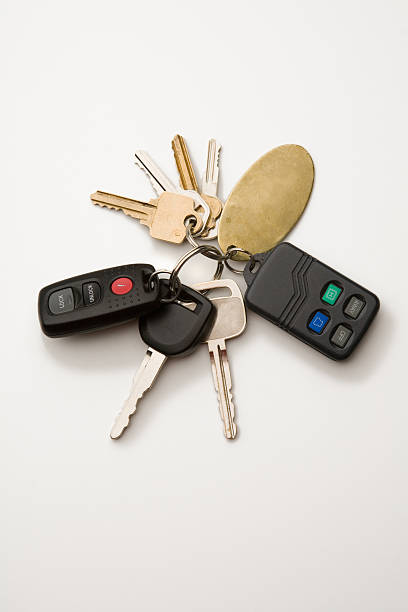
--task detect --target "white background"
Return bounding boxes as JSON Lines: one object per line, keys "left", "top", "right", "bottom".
{"left": 2, "top": 1, "right": 408, "bottom": 611}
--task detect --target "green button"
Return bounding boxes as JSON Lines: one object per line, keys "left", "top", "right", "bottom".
{"left": 322, "top": 283, "right": 342, "bottom": 305}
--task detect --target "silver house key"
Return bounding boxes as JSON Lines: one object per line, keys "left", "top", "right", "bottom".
{"left": 135, "top": 150, "right": 211, "bottom": 236}
{"left": 201, "top": 138, "right": 221, "bottom": 198}
{"left": 193, "top": 279, "right": 246, "bottom": 440}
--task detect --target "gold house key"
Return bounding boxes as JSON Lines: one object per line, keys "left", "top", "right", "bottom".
{"left": 218, "top": 144, "right": 314, "bottom": 258}
{"left": 90, "top": 191, "right": 202, "bottom": 244}
{"left": 171, "top": 134, "right": 222, "bottom": 236}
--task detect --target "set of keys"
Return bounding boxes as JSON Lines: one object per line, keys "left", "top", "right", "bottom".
{"left": 91, "top": 136, "right": 222, "bottom": 244}
{"left": 38, "top": 137, "right": 380, "bottom": 441}
{"left": 38, "top": 241, "right": 380, "bottom": 440}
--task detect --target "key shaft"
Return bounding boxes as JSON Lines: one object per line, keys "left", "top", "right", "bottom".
{"left": 207, "top": 338, "right": 236, "bottom": 439}
{"left": 91, "top": 191, "right": 154, "bottom": 225}
{"left": 171, "top": 134, "right": 199, "bottom": 191}
{"left": 91, "top": 190, "right": 202, "bottom": 244}
{"left": 193, "top": 279, "right": 246, "bottom": 441}
{"left": 202, "top": 139, "right": 221, "bottom": 197}
{"left": 110, "top": 348, "right": 167, "bottom": 439}
{"left": 135, "top": 150, "right": 178, "bottom": 195}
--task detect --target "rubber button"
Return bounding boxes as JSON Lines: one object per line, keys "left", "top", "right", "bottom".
{"left": 322, "top": 283, "right": 342, "bottom": 305}
{"left": 111, "top": 277, "right": 133, "bottom": 295}
{"left": 308, "top": 311, "right": 329, "bottom": 334}
{"left": 331, "top": 325, "right": 352, "bottom": 348}
{"left": 344, "top": 296, "right": 365, "bottom": 319}
{"left": 48, "top": 288, "right": 75, "bottom": 315}
{"left": 82, "top": 281, "right": 101, "bottom": 306}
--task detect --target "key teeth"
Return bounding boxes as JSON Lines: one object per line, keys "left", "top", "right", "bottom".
{"left": 110, "top": 411, "right": 132, "bottom": 440}
{"left": 224, "top": 392, "right": 237, "bottom": 440}
{"left": 110, "top": 391, "right": 144, "bottom": 440}
{"left": 134, "top": 156, "right": 161, "bottom": 197}
{"left": 214, "top": 386, "right": 237, "bottom": 440}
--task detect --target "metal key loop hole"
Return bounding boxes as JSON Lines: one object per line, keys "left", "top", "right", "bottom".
{"left": 169, "top": 245, "right": 225, "bottom": 293}
{"left": 224, "top": 246, "right": 253, "bottom": 274}
{"left": 148, "top": 269, "right": 182, "bottom": 303}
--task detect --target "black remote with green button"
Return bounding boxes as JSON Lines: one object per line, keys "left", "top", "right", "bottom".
{"left": 244, "top": 243, "right": 380, "bottom": 360}
{"left": 38, "top": 264, "right": 160, "bottom": 338}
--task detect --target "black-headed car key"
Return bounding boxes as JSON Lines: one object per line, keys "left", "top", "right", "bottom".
{"left": 38, "top": 264, "right": 160, "bottom": 337}
{"left": 244, "top": 243, "right": 379, "bottom": 360}
{"left": 110, "top": 281, "right": 215, "bottom": 438}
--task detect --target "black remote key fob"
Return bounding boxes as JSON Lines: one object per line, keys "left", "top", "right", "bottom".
{"left": 244, "top": 243, "right": 380, "bottom": 360}
{"left": 38, "top": 264, "right": 160, "bottom": 337}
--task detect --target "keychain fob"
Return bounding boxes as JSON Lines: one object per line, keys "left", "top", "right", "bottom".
{"left": 244, "top": 243, "right": 380, "bottom": 360}
{"left": 38, "top": 264, "right": 160, "bottom": 337}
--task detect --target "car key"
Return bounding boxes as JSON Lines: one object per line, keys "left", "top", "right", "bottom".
{"left": 193, "top": 279, "right": 246, "bottom": 440}
{"left": 110, "top": 281, "right": 216, "bottom": 439}
{"left": 244, "top": 242, "right": 380, "bottom": 360}
{"left": 38, "top": 264, "right": 160, "bottom": 337}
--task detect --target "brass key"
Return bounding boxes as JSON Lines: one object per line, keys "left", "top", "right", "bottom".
{"left": 90, "top": 191, "right": 202, "bottom": 244}
{"left": 171, "top": 135, "right": 222, "bottom": 236}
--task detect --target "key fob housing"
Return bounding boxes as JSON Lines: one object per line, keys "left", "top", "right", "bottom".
{"left": 38, "top": 264, "right": 160, "bottom": 337}
{"left": 244, "top": 243, "right": 380, "bottom": 360}
{"left": 139, "top": 282, "right": 216, "bottom": 357}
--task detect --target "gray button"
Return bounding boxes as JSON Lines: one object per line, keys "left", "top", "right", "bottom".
{"left": 331, "top": 325, "right": 352, "bottom": 348}
{"left": 48, "top": 288, "right": 75, "bottom": 315}
{"left": 82, "top": 282, "right": 101, "bottom": 306}
{"left": 344, "top": 295, "right": 365, "bottom": 319}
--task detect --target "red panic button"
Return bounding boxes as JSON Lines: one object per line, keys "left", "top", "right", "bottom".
{"left": 111, "top": 277, "right": 133, "bottom": 295}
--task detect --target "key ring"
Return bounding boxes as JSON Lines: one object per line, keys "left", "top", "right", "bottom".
{"left": 148, "top": 269, "right": 182, "bottom": 303}
{"left": 185, "top": 220, "right": 228, "bottom": 261}
{"left": 185, "top": 219, "right": 252, "bottom": 273}
{"left": 169, "top": 245, "right": 224, "bottom": 293}
{"left": 224, "top": 247, "right": 253, "bottom": 274}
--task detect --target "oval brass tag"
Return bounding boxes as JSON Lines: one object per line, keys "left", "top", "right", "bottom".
{"left": 218, "top": 144, "right": 314, "bottom": 258}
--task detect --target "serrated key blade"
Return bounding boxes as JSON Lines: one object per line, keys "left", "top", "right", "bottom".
{"left": 208, "top": 338, "right": 237, "bottom": 439}
{"left": 135, "top": 150, "right": 178, "bottom": 196}
{"left": 171, "top": 134, "right": 199, "bottom": 191}
{"left": 91, "top": 191, "right": 155, "bottom": 224}
{"left": 202, "top": 139, "right": 221, "bottom": 197}
{"left": 110, "top": 348, "right": 167, "bottom": 439}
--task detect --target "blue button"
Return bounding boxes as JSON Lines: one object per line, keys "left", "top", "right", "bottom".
{"left": 308, "top": 311, "right": 329, "bottom": 334}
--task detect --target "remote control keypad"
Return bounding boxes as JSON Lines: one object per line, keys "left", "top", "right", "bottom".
{"left": 244, "top": 243, "right": 380, "bottom": 360}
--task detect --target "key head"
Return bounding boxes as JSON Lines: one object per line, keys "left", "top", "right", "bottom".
{"left": 192, "top": 279, "right": 246, "bottom": 341}
{"left": 150, "top": 192, "right": 203, "bottom": 244}
{"left": 139, "top": 282, "right": 216, "bottom": 356}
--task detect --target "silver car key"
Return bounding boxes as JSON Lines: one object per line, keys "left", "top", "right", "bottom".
{"left": 110, "top": 281, "right": 216, "bottom": 439}
{"left": 193, "top": 279, "right": 246, "bottom": 440}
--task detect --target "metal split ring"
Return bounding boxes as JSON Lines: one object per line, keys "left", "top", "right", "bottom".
{"left": 148, "top": 269, "right": 182, "bottom": 303}
{"left": 185, "top": 220, "right": 252, "bottom": 274}
{"left": 224, "top": 247, "right": 253, "bottom": 274}
{"left": 169, "top": 245, "right": 224, "bottom": 293}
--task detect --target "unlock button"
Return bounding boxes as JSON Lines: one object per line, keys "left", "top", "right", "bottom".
{"left": 82, "top": 282, "right": 101, "bottom": 306}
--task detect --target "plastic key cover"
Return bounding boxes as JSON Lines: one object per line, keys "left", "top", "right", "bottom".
{"left": 139, "top": 282, "right": 216, "bottom": 357}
